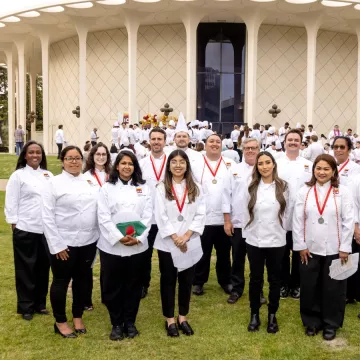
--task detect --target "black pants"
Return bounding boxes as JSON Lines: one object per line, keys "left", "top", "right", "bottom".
{"left": 346, "top": 239, "right": 360, "bottom": 301}
{"left": 100, "top": 250, "right": 145, "bottom": 327}
{"left": 56, "top": 143, "right": 63, "bottom": 159}
{"left": 83, "top": 251, "right": 97, "bottom": 307}
{"left": 246, "top": 243, "right": 285, "bottom": 315}
{"left": 281, "top": 231, "right": 300, "bottom": 290}
{"left": 233, "top": 142, "right": 237, "bottom": 150}
{"left": 300, "top": 253, "right": 346, "bottom": 330}
{"left": 193, "top": 225, "right": 231, "bottom": 287}
{"left": 158, "top": 250, "right": 195, "bottom": 318}
{"left": 143, "top": 224, "right": 158, "bottom": 289}
{"left": 50, "top": 242, "right": 97, "bottom": 323}
{"left": 13, "top": 229, "right": 50, "bottom": 314}
{"left": 230, "top": 228, "right": 247, "bottom": 294}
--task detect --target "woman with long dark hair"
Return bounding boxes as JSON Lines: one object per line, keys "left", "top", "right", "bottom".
{"left": 97, "top": 151, "right": 152, "bottom": 341}
{"left": 5, "top": 141, "right": 52, "bottom": 321}
{"left": 244, "top": 151, "right": 288, "bottom": 334}
{"left": 154, "top": 150, "right": 206, "bottom": 337}
{"left": 293, "top": 154, "right": 354, "bottom": 340}
{"left": 42, "top": 146, "right": 100, "bottom": 338}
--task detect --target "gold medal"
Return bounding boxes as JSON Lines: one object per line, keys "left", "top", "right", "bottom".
{"left": 212, "top": 179, "right": 217, "bottom": 184}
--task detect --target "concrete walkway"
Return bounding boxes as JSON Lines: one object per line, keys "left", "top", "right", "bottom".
{"left": 0, "top": 179, "right": 8, "bottom": 191}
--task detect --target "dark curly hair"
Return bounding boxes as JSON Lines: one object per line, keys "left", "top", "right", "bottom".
{"left": 83, "top": 142, "right": 111, "bottom": 175}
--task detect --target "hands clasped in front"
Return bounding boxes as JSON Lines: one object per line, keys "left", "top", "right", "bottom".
{"left": 120, "top": 232, "right": 139, "bottom": 247}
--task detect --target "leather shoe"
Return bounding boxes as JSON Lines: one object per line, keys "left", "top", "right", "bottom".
{"left": 280, "top": 286, "right": 289, "bottom": 299}
{"left": 22, "top": 313, "right": 33, "bottom": 321}
{"left": 165, "top": 322, "right": 179, "bottom": 337}
{"left": 290, "top": 287, "right": 300, "bottom": 300}
{"left": 260, "top": 291, "right": 267, "bottom": 305}
{"left": 141, "top": 287, "right": 148, "bottom": 299}
{"left": 109, "top": 325, "right": 124, "bottom": 341}
{"left": 305, "top": 326, "right": 318, "bottom": 336}
{"left": 221, "top": 284, "right": 233, "bottom": 295}
{"left": 267, "top": 314, "right": 279, "bottom": 334}
{"left": 248, "top": 314, "right": 261, "bottom": 332}
{"left": 54, "top": 323, "right": 77, "bottom": 338}
{"left": 192, "top": 285, "right": 204, "bottom": 296}
{"left": 177, "top": 318, "right": 194, "bottom": 336}
{"left": 323, "top": 328, "right": 336, "bottom": 341}
{"left": 227, "top": 292, "right": 241, "bottom": 304}
{"left": 125, "top": 323, "right": 139, "bottom": 338}
{"left": 75, "top": 328, "right": 87, "bottom": 335}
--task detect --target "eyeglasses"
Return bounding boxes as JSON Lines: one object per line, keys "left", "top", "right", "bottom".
{"left": 243, "top": 146, "right": 259, "bottom": 151}
{"left": 64, "top": 157, "right": 82, "bottom": 162}
{"left": 333, "top": 145, "right": 347, "bottom": 150}
{"left": 95, "top": 153, "right": 107, "bottom": 157}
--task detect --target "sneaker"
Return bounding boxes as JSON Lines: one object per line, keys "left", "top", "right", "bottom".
{"left": 280, "top": 286, "right": 289, "bottom": 299}
{"left": 290, "top": 287, "right": 300, "bottom": 300}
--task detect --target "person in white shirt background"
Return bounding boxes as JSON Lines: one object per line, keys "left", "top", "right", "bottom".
{"left": 272, "top": 139, "right": 285, "bottom": 161}
{"left": 328, "top": 125, "right": 342, "bottom": 145}
{"left": 42, "top": 145, "right": 99, "bottom": 338}
{"left": 222, "top": 139, "right": 240, "bottom": 164}
{"left": 97, "top": 150, "right": 152, "bottom": 341}
{"left": 304, "top": 135, "right": 324, "bottom": 163}
{"left": 111, "top": 122, "right": 120, "bottom": 148}
{"left": 243, "top": 151, "right": 289, "bottom": 334}
{"left": 90, "top": 128, "right": 99, "bottom": 147}
{"left": 139, "top": 128, "right": 168, "bottom": 299}
{"left": 55, "top": 124, "right": 66, "bottom": 159}
{"left": 192, "top": 134, "right": 235, "bottom": 297}
{"left": 118, "top": 122, "right": 130, "bottom": 148}
{"left": 231, "top": 125, "right": 240, "bottom": 149}
{"left": 278, "top": 122, "right": 290, "bottom": 148}
{"left": 109, "top": 144, "right": 118, "bottom": 165}
{"left": 5, "top": 141, "right": 53, "bottom": 321}
{"left": 165, "top": 120, "right": 176, "bottom": 145}
{"left": 133, "top": 123, "right": 142, "bottom": 144}
{"left": 277, "top": 129, "right": 313, "bottom": 300}
{"left": 304, "top": 124, "right": 317, "bottom": 138}
{"left": 293, "top": 154, "right": 354, "bottom": 341}
{"left": 353, "top": 140, "right": 360, "bottom": 164}
{"left": 265, "top": 127, "right": 278, "bottom": 148}
{"left": 250, "top": 123, "right": 262, "bottom": 144}
{"left": 154, "top": 149, "right": 205, "bottom": 337}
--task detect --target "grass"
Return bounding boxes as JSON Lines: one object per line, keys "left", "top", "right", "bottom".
{"left": 0, "top": 155, "right": 359, "bottom": 359}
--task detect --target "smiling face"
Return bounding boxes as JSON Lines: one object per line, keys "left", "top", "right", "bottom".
{"left": 205, "top": 135, "right": 222, "bottom": 158}
{"left": 243, "top": 140, "right": 260, "bottom": 166}
{"left": 333, "top": 138, "right": 350, "bottom": 164}
{"left": 175, "top": 132, "right": 190, "bottom": 149}
{"left": 116, "top": 155, "right": 134, "bottom": 181}
{"left": 285, "top": 132, "right": 301, "bottom": 154}
{"left": 169, "top": 154, "right": 187, "bottom": 179}
{"left": 62, "top": 149, "right": 83, "bottom": 176}
{"left": 25, "top": 144, "right": 42, "bottom": 169}
{"left": 257, "top": 154, "right": 275, "bottom": 180}
{"left": 94, "top": 146, "right": 107, "bottom": 167}
{"left": 314, "top": 160, "right": 334, "bottom": 185}
{"left": 150, "top": 131, "right": 166, "bottom": 154}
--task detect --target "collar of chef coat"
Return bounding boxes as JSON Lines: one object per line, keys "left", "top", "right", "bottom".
{"left": 25, "top": 164, "right": 42, "bottom": 172}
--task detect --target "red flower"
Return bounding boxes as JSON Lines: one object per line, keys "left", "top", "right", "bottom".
{"left": 126, "top": 225, "right": 135, "bottom": 236}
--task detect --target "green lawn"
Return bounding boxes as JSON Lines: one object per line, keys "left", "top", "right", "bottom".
{"left": 0, "top": 156, "right": 359, "bottom": 359}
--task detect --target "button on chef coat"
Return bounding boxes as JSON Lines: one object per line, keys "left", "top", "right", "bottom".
{"left": 293, "top": 182, "right": 354, "bottom": 255}
{"left": 42, "top": 171, "right": 100, "bottom": 254}
{"left": 97, "top": 180, "right": 152, "bottom": 257}
{"left": 277, "top": 155, "right": 313, "bottom": 231}
{"left": 5, "top": 165, "right": 54, "bottom": 234}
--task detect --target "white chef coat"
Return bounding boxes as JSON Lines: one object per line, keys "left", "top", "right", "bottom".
{"left": 231, "top": 130, "right": 240, "bottom": 143}
{"left": 84, "top": 168, "right": 108, "bottom": 187}
{"left": 118, "top": 128, "right": 130, "bottom": 146}
{"left": 142, "top": 129, "right": 150, "bottom": 143}
{"left": 55, "top": 129, "right": 65, "bottom": 144}
{"left": 304, "top": 130, "right": 317, "bottom": 138}
{"left": 261, "top": 130, "right": 268, "bottom": 149}
{"left": 42, "top": 171, "right": 100, "bottom": 254}
{"left": 134, "top": 127, "right": 142, "bottom": 142}
{"left": 222, "top": 149, "right": 240, "bottom": 163}
{"left": 154, "top": 180, "right": 206, "bottom": 252}
{"left": 328, "top": 130, "right": 342, "bottom": 145}
{"left": 265, "top": 134, "right": 278, "bottom": 147}
{"left": 97, "top": 180, "right": 152, "bottom": 257}
{"left": 128, "top": 128, "right": 136, "bottom": 145}
{"left": 190, "top": 128, "right": 200, "bottom": 144}
{"left": 140, "top": 153, "right": 167, "bottom": 224}
{"left": 353, "top": 148, "right": 360, "bottom": 164}
{"left": 243, "top": 180, "right": 289, "bottom": 248}
{"left": 278, "top": 127, "right": 288, "bottom": 143}
{"left": 165, "top": 128, "right": 175, "bottom": 145}
{"left": 293, "top": 182, "right": 354, "bottom": 255}
{"left": 337, "top": 158, "right": 360, "bottom": 188}
{"left": 164, "top": 147, "right": 203, "bottom": 177}
{"left": 222, "top": 161, "right": 252, "bottom": 229}
{"left": 304, "top": 142, "right": 324, "bottom": 163}
{"left": 272, "top": 150, "right": 286, "bottom": 161}
{"left": 111, "top": 128, "right": 119, "bottom": 145}
{"left": 5, "top": 165, "right": 54, "bottom": 234}
{"left": 193, "top": 156, "right": 235, "bottom": 225}
{"left": 277, "top": 155, "right": 313, "bottom": 231}
{"left": 250, "top": 129, "right": 261, "bottom": 144}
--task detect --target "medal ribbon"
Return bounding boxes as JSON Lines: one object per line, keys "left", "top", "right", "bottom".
{"left": 93, "top": 172, "right": 108, "bottom": 187}
{"left": 337, "top": 159, "right": 350, "bottom": 174}
{"left": 314, "top": 185, "right": 332, "bottom": 217}
{"left": 203, "top": 155, "right": 224, "bottom": 180}
{"left": 171, "top": 184, "right": 188, "bottom": 215}
{"left": 150, "top": 155, "right": 166, "bottom": 181}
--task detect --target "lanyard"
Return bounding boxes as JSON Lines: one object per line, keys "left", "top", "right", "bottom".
{"left": 93, "top": 172, "right": 108, "bottom": 187}
{"left": 150, "top": 155, "right": 166, "bottom": 182}
{"left": 314, "top": 185, "right": 332, "bottom": 216}
{"left": 201, "top": 156, "right": 225, "bottom": 184}
{"left": 171, "top": 184, "right": 188, "bottom": 215}
{"left": 338, "top": 159, "right": 350, "bottom": 174}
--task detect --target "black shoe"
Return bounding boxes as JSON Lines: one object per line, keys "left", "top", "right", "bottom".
{"left": 22, "top": 313, "right": 33, "bottom": 321}
{"left": 125, "top": 323, "right": 139, "bottom": 338}
{"left": 165, "top": 321, "right": 179, "bottom": 337}
{"left": 227, "top": 292, "right": 241, "bottom": 304}
{"left": 54, "top": 323, "right": 77, "bottom": 338}
{"left": 221, "top": 284, "right": 233, "bottom": 295}
{"left": 75, "top": 328, "right": 87, "bottom": 334}
{"left": 177, "top": 318, "right": 194, "bottom": 336}
{"left": 323, "top": 328, "right": 336, "bottom": 341}
{"left": 290, "top": 287, "right": 300, "bottom": 300}
{"left": 248, "top": 314, "right": 261, "bottom": 332}
{"left": 109, "top": 325, "right": 124, "bottom": 341}
{"left": 280, "top": 286, "right": 289, "bottom": 299}
{"left": 83, "top": 305, "right": 94, "bottom": 311}
{"left": 192, "top": 285, "right": 204, "bottom": 296}
{"left": 305, "top": 326, "right": 318, "bottom": 336}
{"left": 260, "top": 291, "right": 267, "bottom": 305}
{"left": 36, "top": 309, "right": 50, "bottom": 315}
{"left": 141, "top": 287, "right": 148, "bottom": 299}
{"left": 267, "top": 314, "right": 279, "bottom": 334}
{"left": 346, "top": 298, "right": 356, "bottom": 304}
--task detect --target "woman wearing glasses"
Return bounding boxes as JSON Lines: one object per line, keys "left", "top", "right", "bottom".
{"left": 243, "top": 151, "right": 289, "bottom": 334}
{"left": 42, "top": 146, "right": 100, "bottom": 338}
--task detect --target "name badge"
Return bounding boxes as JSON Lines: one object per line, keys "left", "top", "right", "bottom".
{"left": 304, "top": 165, "right": 310, "bottom": 173}
{"left": 43, "top": 173, "right": 50, "bottom": 179}
{"left": 87, "top": 180, "right": 96, "bottom": 187}
{"left": 136, "top": 187, "right": 143, "bottom": 194}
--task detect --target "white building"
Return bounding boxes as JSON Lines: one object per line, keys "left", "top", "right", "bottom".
{"left": 0, "top": 0, "right": 359, "bottom": 153}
